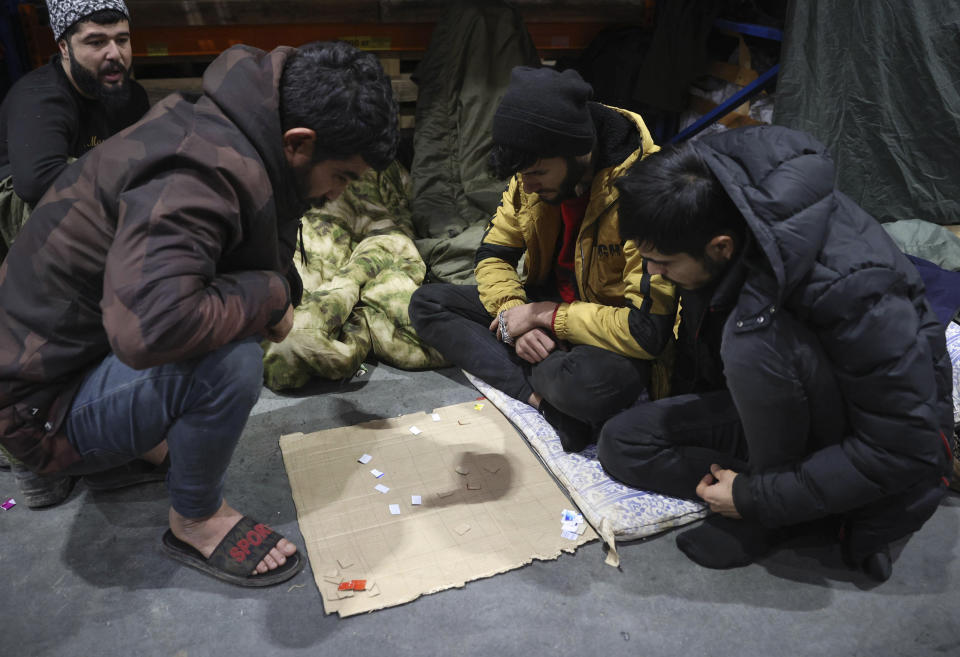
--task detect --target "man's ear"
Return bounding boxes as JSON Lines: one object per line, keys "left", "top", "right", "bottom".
{"left": 282, "top": 128, "right": 317, "bottom": 168}
{"left": 705, "top": 234, "right": 736, "bottom": 263}
{"left": 58, "top": 38, "right": 70, "bottom": 61}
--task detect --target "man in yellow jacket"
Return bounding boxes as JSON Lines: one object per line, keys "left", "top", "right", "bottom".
{"left": 410, "top": 67, "right": 677, "bottom": 450}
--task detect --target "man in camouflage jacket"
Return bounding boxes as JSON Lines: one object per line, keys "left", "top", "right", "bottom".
{"left": 0, "top": 41, "right": 398, "bottom": 586}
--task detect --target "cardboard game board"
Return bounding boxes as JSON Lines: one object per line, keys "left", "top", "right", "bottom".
{"left": 280, "top": 400, "right": 597, "bottom": 617}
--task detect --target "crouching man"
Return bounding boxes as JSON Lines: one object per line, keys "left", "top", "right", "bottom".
{"left": 602, "top": 126, "right": 953, "bottom": 581}
{"left": 0, "top": 41, "right": 398, "bottom": 586}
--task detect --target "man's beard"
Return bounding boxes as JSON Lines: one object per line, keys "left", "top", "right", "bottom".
{"left": 68, "top": 50, "right": 132, "bottom": 110}
{"left": 539, "top": 156, "right": 591, "bottom": 205}
{"left": 291, "top": 159, "right": 326, "bottom": 209}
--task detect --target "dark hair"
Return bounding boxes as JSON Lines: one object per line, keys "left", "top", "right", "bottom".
{"left": 60, "top": 9, "right": 128, "bottom": 43}
{"left": 280, "top": 41, "right": 398, "bottom": 171}
{"left": 616, "top": 142, "right": 744, "bottom": 256}
{"left": 487, "top": 141, "right": 595, "bottom": 180}
{"left": 487, "top": 143, "right": 538, "bottom": 180}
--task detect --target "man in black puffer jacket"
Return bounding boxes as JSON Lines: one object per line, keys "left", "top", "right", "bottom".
{"left": 602, "top": 126, "right": 953, "bottom": 582}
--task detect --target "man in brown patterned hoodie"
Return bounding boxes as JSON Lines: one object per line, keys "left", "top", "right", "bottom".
{"left": 0, "top": 41, "right": 398, "bottom": 586}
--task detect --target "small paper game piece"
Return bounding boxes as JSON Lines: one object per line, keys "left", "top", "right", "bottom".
{"left": 375, "top": 484, "right": 390, "bottom": 494}
{"left": 454, "top": 523, "right": 472, "bottom": 536}
{"left": 436, "top": 490, "right": 455, "bottom": 498}
{"left": 561, "top": 521, "right": 581, "bottom": 533}
{"left": 323, "top": 568, "right": 341, "bottom": 584}
{"left": 455, "top": 465, "right": 470, "bottom": 476}
{"left": 576, "top": 523, "right": 587, "bottom": 535}
{"left": 482, "top": 465, "right": 501, "bottom": 474}
{"left": 466, "top": 481, "right": 482, "bottom": 490}
{"left": 370, "top": 468, "right": 385, "bottom": 478}
{"left": 561, "top": 530, "right": 579, "bottom": 541}
{"left": 367, "top": 583, "right": 381, "bottom": 597}
{"left": 389, "top": 504, "right": 401, "bottom": 515}
{"left": 431, "top": 413, "right": 441, "bottom": 422}
{"left": 337, "top": 557, "right": 354, "bottom": 569}
{"left": 411, "top": 495, "right": 422, "bottom": 505}
{"left": 561, "top": 509, "right": 579, "bottom": 523}
{"left": 473, "top": 403, "right": 484, "bottom": 411}
{"left": 410, "top": 426, "right": 422, "bottom": 435}
{"left": 338, "top": 581, "right": 353, "bottom": 591}
{"left": 358, "top": 454, "right": 373, "bottom": 464}
{"left": 1, "top": 498, "right": 15, "bottom": 511}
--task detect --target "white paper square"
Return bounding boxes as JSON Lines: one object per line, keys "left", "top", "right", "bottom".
{"left": 357, "top": 454, "right": 373, "bottom": 464}
{"left": 409, "top": 426, "right": 422, "bottom": 435}
{"left": 370, "top": 469, "right": 384, "bottom": 478}
{"left": 431, "top": 413, "right": 441, "bottom": 422}
{"left": 375, "top": 484, "right": 390, "bottom": 494}
{"left": 389, "top": 504, "right": 401, "bottom": 515}
{"left": 411, "top": 495, "right": 422, "bottom": 505}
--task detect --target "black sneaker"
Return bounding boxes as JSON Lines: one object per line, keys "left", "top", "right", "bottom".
{"left": 676, "top": 515, "right": 784, "bottom": 569}
{"left": 539, "top": 399, "right": 594, "bottom": 452}
{"left": 10, "top": 461, "right": 75, "bottom": 508}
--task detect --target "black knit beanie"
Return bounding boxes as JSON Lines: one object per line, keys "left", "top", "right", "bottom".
{"left": 492, "top": 66, "right": 596, "bottom": 157}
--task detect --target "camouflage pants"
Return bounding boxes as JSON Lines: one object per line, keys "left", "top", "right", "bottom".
{"left": 262, "top": 162, "right": 447, "bottom": 390}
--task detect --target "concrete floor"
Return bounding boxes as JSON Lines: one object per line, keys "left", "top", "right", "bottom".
{"left": 1, "top": 361, "right": 958, "bottom": 657}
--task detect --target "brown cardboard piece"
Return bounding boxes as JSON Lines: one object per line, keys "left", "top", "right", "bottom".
{"left": 279, "top": 400, "right": 598, "bottom": 617}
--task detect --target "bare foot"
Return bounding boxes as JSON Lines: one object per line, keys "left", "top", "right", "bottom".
{"left": 169, "top": 501, "right": 297, "bottom": 575}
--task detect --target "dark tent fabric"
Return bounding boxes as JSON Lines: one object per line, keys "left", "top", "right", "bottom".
{"left": 409, "top": 0, "right": 539, "bottom": 283}
{"left": 775, "top": 1, "right": 960, "bottom": 226}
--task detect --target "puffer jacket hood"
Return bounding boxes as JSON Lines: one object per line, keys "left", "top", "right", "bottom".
{"left": 202, "top": 45, "right": 305, "bottom": 224}
{"left": 695, "top": 125, "right": 835, "bottom": 302}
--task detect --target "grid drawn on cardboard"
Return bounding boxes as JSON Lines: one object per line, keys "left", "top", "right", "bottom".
{"left": 280, "top": 401, "right": 597, "bottom": 617}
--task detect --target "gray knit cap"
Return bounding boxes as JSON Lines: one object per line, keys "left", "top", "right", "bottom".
{"left": 46, "top": 0, "right": 130, "bottom": 41}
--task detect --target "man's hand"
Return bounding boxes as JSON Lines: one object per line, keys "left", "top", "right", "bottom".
{"left": 514, "top": 328, "right": 557, "bottom": 363}
{"left": 488, "top": 301, "right": 558, "bottom": 340}
{"left": 695, "top": 463, "right": 742, "bottom": 518}
{"left": 265, "top": 305, "right": 294, "bottom": 343}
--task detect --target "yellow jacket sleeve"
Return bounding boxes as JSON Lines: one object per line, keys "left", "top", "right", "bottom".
{"left": 553, "top": 240, "right": 677, "bottom": 359}
{"left": 475, "top": 178, "right": 529, "bottom": 316}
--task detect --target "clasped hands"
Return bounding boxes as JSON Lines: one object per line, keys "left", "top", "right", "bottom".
{"left": 489, "top": 301, "right": 560, "bottom": 364}
{"left": 696, "top": 463, "right": 742, "bottom": 519}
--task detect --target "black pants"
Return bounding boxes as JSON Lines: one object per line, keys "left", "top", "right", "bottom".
{"left": 597, "top": 307, "right": 945, "bottom": 557}
{"left": 409, "top": 283, "right": 650, "bottom": 425}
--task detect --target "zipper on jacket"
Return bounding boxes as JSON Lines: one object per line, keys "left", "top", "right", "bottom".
{"left": 577, "top": 198, "right": 616, "bottom": 302}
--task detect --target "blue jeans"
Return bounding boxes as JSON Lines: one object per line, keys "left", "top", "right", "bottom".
{"left": 64, "top": 339, "right": 264, "bottom": 518}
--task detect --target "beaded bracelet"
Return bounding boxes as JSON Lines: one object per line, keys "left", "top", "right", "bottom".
{"left": 498, "top": 311, "right": 515, "bottom": 345}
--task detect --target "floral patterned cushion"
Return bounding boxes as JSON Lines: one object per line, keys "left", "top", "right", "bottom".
{"left": 465, "top": 372, "right": 707, "bottom": 545}
{"left": 947, "top": 322, "right": 960, "bottom": 426}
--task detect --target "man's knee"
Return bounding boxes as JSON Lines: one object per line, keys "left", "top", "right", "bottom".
{"left": 533, "top": 348, "right": 648, "bottom": 421}
{"left": 207, "top": 340, "right": 264, "bottom": 407}
{"left": 597, "top": 407, "right": 658, "bottom": 480}
{"left": 408, "top": 284, "right": 445, "bottom": 330}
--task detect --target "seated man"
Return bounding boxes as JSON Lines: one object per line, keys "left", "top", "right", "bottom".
{"left": 0, "top": 41, "right": 398, "bottom": 586}
{"left": 0, "top": 0, "right": 149, "bottom": 254}
{"left": 410, "top": 67, "right": 677, "bottom": 451}
{"left": 602, "top": 125, "right": 953, "bottom": 581}
{"left": 0, "top": 0, "right": 150, "bottom": 505}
